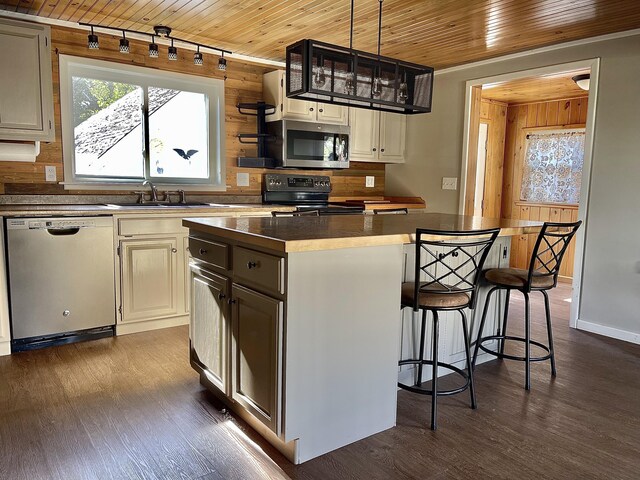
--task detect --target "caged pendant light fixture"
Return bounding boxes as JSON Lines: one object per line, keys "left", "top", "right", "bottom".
{"left": 285, "top": 0, "right": 434, "bottom": 114}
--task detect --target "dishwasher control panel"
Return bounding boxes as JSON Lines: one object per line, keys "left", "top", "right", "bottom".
{"left": 6, "top": 217, "right": 111, "bottom": 230}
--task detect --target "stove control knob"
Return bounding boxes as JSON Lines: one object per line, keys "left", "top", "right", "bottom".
{"left": 276, "top": 180, "right": 281, "bottom": 185}
{"left": 269, "top": 179, "right": 275, "bottom": 185}
{"left": 314, "top": 181, "right": 319, "bottom": 186}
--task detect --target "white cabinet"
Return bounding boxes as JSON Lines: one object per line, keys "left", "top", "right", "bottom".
{"left": 0, "top": 18, "right": 54, "bottom": 142}
{"left": 115, "top": 216, "right": 190, "bottom": 334}
{"left": 119, "top": 238, "right": 180, "bottom": 323}
{"left": 263, "top": 70, "right": 348, "bottom": 125}
{"left": 349, "top": 107, "right": 406, "bottom": 163}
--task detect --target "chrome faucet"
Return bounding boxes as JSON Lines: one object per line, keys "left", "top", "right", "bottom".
{"left": 142, "top": 180, "right": 159, "bottom": 202}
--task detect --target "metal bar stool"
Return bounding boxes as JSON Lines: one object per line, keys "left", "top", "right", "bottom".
{"left": 399, "top": 227, "right": 500, "bottom": 430}
{"left": 472, "top": 221, "right": 581, "bottom": 390}
{"left": 271, "top": 210, "right": 320, "bottom": 217}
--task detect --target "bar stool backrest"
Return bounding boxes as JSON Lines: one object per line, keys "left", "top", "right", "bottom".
{"left": 527, "top": 220, "right": 582, "bottom": 290}
{"left": 413, "top": 228, "right": 500, "bottom": 310}
{"left": 272, "top": 210, "right": 320, "bottom": 217}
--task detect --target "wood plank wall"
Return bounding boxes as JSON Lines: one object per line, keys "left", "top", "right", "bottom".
{"left": 502, "top": 97, "right": 588, "bottom": 279}
{"left": 479, "top": 98, "right": 507, "bottom": 219}
{"left": 0, "top": 25, "right": 384, "bottom": 197}
{"left": 464, "top": 93, "right": 507, "bottom": 218}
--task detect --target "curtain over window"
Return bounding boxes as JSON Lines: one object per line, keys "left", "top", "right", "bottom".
{"left": 521, "top": 130, "right": 585, "bottom": 204}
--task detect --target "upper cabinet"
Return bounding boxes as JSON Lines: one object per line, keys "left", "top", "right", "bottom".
{"left": 263, "top": 70, "right": 348, "bottom": 125}
{"left": 349, "top": 107, "right": 406, "bottom": 163}
{"left": 0, "top": 19, "right": 55, "bottom": 142}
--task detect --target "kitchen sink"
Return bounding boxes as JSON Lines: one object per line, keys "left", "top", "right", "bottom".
{"left": 103, "top": 202, "right": 232, "bottom": 208}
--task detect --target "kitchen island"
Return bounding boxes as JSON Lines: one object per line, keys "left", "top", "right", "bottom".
{"left": 183, "top": 213, "right": 544, "bottom": 463}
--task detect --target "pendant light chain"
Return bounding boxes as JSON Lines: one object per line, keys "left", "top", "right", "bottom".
{"left": 349, "top": 0, "right": 354, "bottom": 50}
{"left": 377, "top": 0, "right": 383, "bottom": 58}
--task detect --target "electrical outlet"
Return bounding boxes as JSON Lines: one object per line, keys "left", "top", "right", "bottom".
{"left": 365, "top": 176, "right": 375, "bottom": 188}
{"left": 236, "top": 172, "right": 250, "bottom": 187}
{"left": 442, "top": 177, "right": 458, "bottom": 190}
{"left": 45, "top": 165, "right": 57, "bottom": 182}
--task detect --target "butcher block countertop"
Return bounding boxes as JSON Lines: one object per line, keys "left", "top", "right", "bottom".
{"left": 0, "top": 203, "right": 293, "bottom": 217}
{"left": 183, "top": 213, "right": 544, "bottom": 253}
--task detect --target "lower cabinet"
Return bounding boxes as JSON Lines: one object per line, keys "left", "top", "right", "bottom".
{"left": 189, "top": 236, "right": 284, "bottom": 436}
{"left": 120, "top": 237, "right": 180, "bottom": 322}
{"left": 230, "top": 284, "right": 283, "bottom": 435}
{"left": 190, "top": 265, "right": 229, "bottom": 394}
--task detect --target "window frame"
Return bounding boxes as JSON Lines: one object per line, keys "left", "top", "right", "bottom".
{"left": 520, "top": 126, "right": 585, "bottom": 205}
{"left": 59, "top": 54, "right": 226, "bottom": 191}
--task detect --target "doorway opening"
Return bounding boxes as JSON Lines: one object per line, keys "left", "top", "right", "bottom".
{"left": 460, "top": 59, "right": 599, "bottom": 327}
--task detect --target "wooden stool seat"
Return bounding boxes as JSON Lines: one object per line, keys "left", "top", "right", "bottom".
{"left": 484, "top": 268, "right": 555, "bottom": 289}
{"left": 401, "top": 282, "right": 470, "bottom": 309}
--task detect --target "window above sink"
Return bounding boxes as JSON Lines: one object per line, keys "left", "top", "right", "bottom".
{"left": 59, "top": 55, "right": 226, "bottom": 191}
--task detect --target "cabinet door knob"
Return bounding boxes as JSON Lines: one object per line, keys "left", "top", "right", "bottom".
{"left": 309, "top": 107, "right": 314, "bottom": 112}
{"left": 199, "top": 248, "right": 207, "bottom": 255}
{"left": 247, "top": 261, "right": 257, "bottom": 269}
{"left": 372, "top": 148, "right": 377, "bottom": 152}
{"left": 218, "top": 292, "right": 226, "bottom": 300}
{"left": 381, "top": 148, "right": 385, "bottom": 152}
{"left": 171, "top": 248, "right": 178, "bottom": 253}
{"left": 319, "top": 108, "right": 324, "bottom": 112}
{"left": 228, "top": 298, "right": 236, "bottom": 305}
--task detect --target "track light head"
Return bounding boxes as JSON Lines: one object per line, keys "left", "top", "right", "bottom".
{"left": 168, "top": 39, "right": 177, "bottom": 60}
{"left": 119, "top": 32, "right": 129, "bottom": 53}
{"left": 194, "top": 47, "right": 203, "bottom": 66}
{"left": 88, "top": 26, "right": 99, "bottom": 49}
{"left": 218, "top": 53, "right": 226, "bottom": 71}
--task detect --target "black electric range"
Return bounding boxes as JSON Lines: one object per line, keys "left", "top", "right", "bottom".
{"left": 262, "top": 173, "right": 364, "bottom": 215}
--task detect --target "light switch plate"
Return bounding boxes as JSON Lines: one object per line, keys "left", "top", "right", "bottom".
{"left": 365, "top": 176, "right": 375, "bottom": 188}
{"left": 442, "top": 177, "right": 458, "bottom": 190}
{"left": 45, "top": 165, "right": 57, "bottom": 182}
{"left": 237, "top": 172, "right": 250, "bottom": 187}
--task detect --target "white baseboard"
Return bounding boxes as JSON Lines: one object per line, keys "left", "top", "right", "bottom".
{"left": 116, "top": 315, "right": 189, "bottom": 336}
{"left": 575, "top": 319, "right": 640, "bottom": 345}
{"left": 0, "top": 341, "right": 10, "bottom": 356}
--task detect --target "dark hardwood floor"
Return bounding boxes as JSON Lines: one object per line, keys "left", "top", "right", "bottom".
{"left": 1, "top": 283, "right": 639, "bottom": 479}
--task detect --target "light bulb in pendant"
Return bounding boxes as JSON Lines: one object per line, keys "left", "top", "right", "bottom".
{"left": 314, "top": 66, "right": 326, "bottom": 88}
{"left": 372, "top": 77, "right": 383, "bottom": 97}
{"left": 345, "top": 72, "right": 356, "bottom": 95}
{"left": 398, "top": 82, "right": 408, "bottom": 103}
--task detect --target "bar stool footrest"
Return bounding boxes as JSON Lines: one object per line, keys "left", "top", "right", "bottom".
{"left": 477, "top": 335, "right": 552, "bottom": 362}
{"left": 398, "top": 359, "right": 470, "bottom": 396}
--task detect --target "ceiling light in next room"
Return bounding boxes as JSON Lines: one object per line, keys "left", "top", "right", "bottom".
{"left": 572, "top": 73, "right": 590, "bottom": 91}
{"left": 285, "top": 0, "right": 434, "bottom": 114}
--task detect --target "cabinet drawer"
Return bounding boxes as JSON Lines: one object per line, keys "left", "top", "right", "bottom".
{"left": 189, "top": 237, "right": 230, "bottom": 270}
{"left": 233, "top": 247, "right": 284, "bottom": 295}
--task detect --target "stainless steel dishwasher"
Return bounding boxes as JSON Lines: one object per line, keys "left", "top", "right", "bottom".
{"left": 6, "top": 216, "right": 116, "bottom": 351}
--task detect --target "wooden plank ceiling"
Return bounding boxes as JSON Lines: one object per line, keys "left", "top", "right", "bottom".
{"left": 481, "top": 69, "right": 590, "bottom": 104}
{"left": 2, "top": 0, "right": 640, "bottom": 68}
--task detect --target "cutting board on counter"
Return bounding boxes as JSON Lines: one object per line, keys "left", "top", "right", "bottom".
{"left": 331, "top": 196, "right": 426, "bottom": 211}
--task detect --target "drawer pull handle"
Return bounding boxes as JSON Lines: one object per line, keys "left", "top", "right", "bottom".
{"left": 218, "top": 292, "right": 226, "bottom": 300}
{"left": 247, "top": 261, "right": 258, "bottom": 269}
{"left": 199, "top": 248, "right": 207, "bottom": 255}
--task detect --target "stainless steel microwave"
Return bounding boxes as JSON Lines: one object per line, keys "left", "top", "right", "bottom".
{"left": 266, "top": 120, "right": 350, "bottom": 169}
